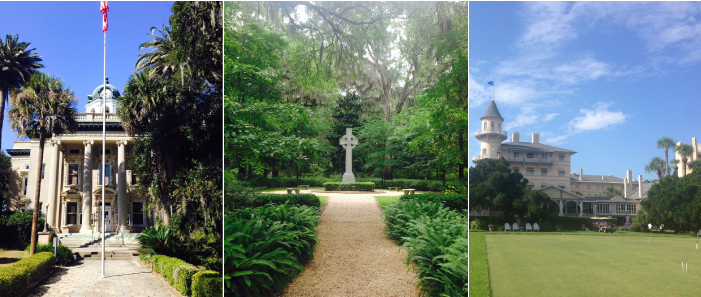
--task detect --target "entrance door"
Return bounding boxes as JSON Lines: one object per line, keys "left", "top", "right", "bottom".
{"left": 103, "top": 204, "right": 112, "bottom": 232}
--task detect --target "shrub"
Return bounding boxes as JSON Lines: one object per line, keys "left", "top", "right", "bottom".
{"left": 137, "top": 225, "right": 182, "bottom": 256}
{"left": 0, "top": 252, "right": 56, "bottom": 297}
{"left": 546, "top": 217, "right": 592, "bottom": 231}
{"left": 191, "top": 270, "right": 222, "bottom": 297}
{"left": 469, "top": 217, "right": 507, "bottom": 231}
{"left": 323, "top": 182, "right": 375, "bottom": 191}
{"left": 629, "top": 223, "right": 642, "bottom": 232}
{"left": 0, "top": 211, "right": 45, "bottom": 248}
{"left": 400, "top": 193, "right": 468, "bottom": 212}
{"left": 152, "top": 255, "right": 197, "bottom": 296}
{"left": 246, "top": 176, "right": 455, "bottom": 191}
{"left": 255, "top": 194, "right": 320, "bottom": 208}
{"left": 225, "top": 204, "right": 320, "bottom": 296}
{"left": 27, "top": 243, "right": 74, "bottom": 266}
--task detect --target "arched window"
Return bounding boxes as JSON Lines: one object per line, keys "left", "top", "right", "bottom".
{"left": 91, "top": 108, "right": 95, "bottom": 113}
{"left": 105, "top": 107, "right": 110, "bottom": 113}
{"left": 483, "top": 122, "right": 487, "bottom": 130}
{"left": 491, "top": 122, "right": 494, "bottom": 129}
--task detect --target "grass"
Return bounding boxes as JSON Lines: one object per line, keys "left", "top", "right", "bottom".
{"left": 374, "top": 196, "right": 400, "bottom": 210}
{"left": 317, "top": 196, "right": 328, "bottom": 207}
{"left": 486, "top": 232, "right": 701, "bottom": 296}
{"left": 469, "top": 231, "right": 491, "bottom": 297}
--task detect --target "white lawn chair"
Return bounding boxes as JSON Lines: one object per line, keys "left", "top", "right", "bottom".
{"left": 526, "top": 223, "right": 533, "bottom": 232}
{"left": 697, "top": 230, "right": 701, "bottom": 237}
{"left": 534, "top": 223, "right": 540, "bottom": 232}
{"left": 512, "top": 223, "right": 519, "bottom": 232}
{"left": 504, "top": 223, "right": 511, "bottom": 232}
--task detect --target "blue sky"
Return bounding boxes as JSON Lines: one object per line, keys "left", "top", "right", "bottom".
{"left": 469, "top": 2, "right": 701, "bottom": 181}
{"left": 0, "top": 1, "right": 174, "bottom": 150}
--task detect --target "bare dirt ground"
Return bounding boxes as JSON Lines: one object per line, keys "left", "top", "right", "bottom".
{"left": 281, "top": 192, "right": 419, "bottom": 297}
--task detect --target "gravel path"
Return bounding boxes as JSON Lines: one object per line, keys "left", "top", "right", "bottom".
{"left": 282, "top": 192, "right": 419, "bottom": 297}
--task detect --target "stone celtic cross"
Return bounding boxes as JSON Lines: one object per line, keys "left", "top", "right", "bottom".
{"left": 339, "top": 128, "right": 358, "bottom": 183}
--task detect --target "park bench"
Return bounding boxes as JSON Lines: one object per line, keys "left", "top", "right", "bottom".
{"left": 298, "top": 185, "right": 310, "bottom": 190}
{"left": 402, "top": 189, "right": 416, "bottom": 195}
{"left": 286, "top": 188, "right": 300, "bottom": 194}
{"left": 388, "top": 186, "right": 400, "bottom": 191}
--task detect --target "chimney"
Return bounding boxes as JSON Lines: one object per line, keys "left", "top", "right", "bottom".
{"left": 694, "top": 138, "right": 698, "bottom": 161}
{"left": 602, "top": 176, "right": 605, "bottom": 180}
{"left": 579, "top": 169, "right": 583, "bottom": 181}
{"left": 512, "top": 132, "right": 520, "bottom": 143}
{"left": 638, "top": 175, "right": 643, "bottom": 198}
{"left": 624, "top": 177, "right": 628, "bottom": 197}
{"left": 532, "top": 133, "right": 539, "bottom": 144}
{"left": 627, "top": 170, "right": 632, "bottom": 184}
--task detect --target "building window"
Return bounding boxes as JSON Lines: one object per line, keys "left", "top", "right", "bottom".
{"left": 575, "top": 183, "right": 579, "bottom": 189}
{"left": 527, "top": 152, "right": 534, "bottom": 158}
{"left": 68, "top": 164, "right": 79, "bottom": 185}
{"left": 131, "top": 172, "right": 139, "bottom": 185}
{"left": 23, "top": 177, "right": 28, "bottom": 195}
{"left": 66, "top": 202, "right": 78, "bottom": 225}
{"left": 513, "top": 167, "right": 519, "bottom": 174}
{"left": 69, "top": 149, "right": 80, "bottom": 155}
{"left": 541, "top": 168, "right": 547, "bottom": 176}
{"left": 526, "top": 168, "right": 534, "bottom": 175}
{"left": 133, "top": 202, "right": 144, "bottom": 225}
{"left": 99, "top": 164, "right": 111, "bottom": 185}
{"left": 41, "top": 164, "right": 46, "bottom": 180}
{"left": 559, "top": 169, "right": 565, "bottom": 177}
{"left": 527, "top": 184, "right": 534, "bottom": 190}
{"left": 559, "top": 183, "right": 565, "bottom": 189}
{"left": 541, "top": 182, "right": 548, "bottom": 188}
{"left": 541, "top": 153, "right": 548, "bottom": 158}
{"left": 514, "top": 152, "right": 519, "bottom": 157}
{"left": 559, "top": 154, "right": 565, "bottom": 161}
{"left": 37, "top": 202, "right": 42, "bottom": 217}
{"left": 483, "top": 122, "right": 487, "bottom": 130}
{"left": 491, "top": 122, "right": 494, "bottom": 129}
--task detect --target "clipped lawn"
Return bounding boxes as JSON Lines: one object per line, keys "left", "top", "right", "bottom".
{"left": 318, "top": 196, "right": 328, "bottom": 207}
{"left": 374, "top": 196, "right": 400, "bottom": 210}
{"left": 486, "top": 232, "right": 701, "bottom": 297}
{"left": 469, "top": 231, "right": 491, "bottom": 297}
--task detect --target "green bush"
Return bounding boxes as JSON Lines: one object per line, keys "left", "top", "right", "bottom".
{"left": 469, "top": 217, "right": 507, "bottom": 231}
{"left": 191, "top": 270, "right": 222, "bottom": 297}
{"left": 323, "top": 182, "right": 375, "bottom": 191}
{"left": 546, "top": 217, "right": 593, "bottom": 231}
{"left": 0, "top": 252, "right": 56, "bottom": 297}
{"left": 152, "top": 255, "right": 197, "bottom": 296}
{"left": 225, "top": 204, "right": 320, "bottom": 296}
{"left": 629, "top": 223, "right": 642, "bottom": 232}
{"left": 246, "top": 176, "right": 456, "bottom": 191}
{"left": 27, "top": 243, "right": 74, "bottom": 266}
{"left": 137, "top": 225, "right": 182, "bottom": 256}
{"left": 255, "top": 194, "right": 320, "bottom": 208}
{"left": 0, "top": 211, "right": 45, "bottom": 248}
{"left": 382, "top": 199, "right": 468, "bottom": 296}
{"left": 400, "top": 193, "right": 468, "bottom": 212}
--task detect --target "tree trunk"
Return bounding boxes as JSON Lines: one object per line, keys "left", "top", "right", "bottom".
{"left": 682, "top": 157, "right": 688, "bottom": 176}
{"left": 0, "top": 88, "right": 6, "bottom": 153}
{"left": 237, "top": 162, "right": 246, "bottom": 180}
{"left": 272, "top": 163, "right": 279, "bottom": 177}
{"left": 665, "top": 148, "right": 670, "bottom": 176}
{"left": 30, "top": 134, "right": 46, "bottom": 255}
{"left": 458, "top": 131, "right": 465, "bottom": 180}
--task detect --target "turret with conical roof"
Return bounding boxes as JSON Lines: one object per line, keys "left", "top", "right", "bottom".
{"left": 475, "top": 100, "right": 507, "bottom": 162}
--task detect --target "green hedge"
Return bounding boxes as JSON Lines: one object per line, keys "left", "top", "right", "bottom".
{"left": 0, "top": 252, "right": 56, "bottom": 297}
{"left": 191, "top": 270, "right": 222, "bottom": 297}
{"left": 469, "top": 217, "right": 508, "bottom": 231}
{"left": 27, "top": 243, "right": 74, "bottom": 266}
{"left": 255, "top": 194, "right": 320, "bottom": 208}
{"left": 399, "top": 193, "right": 468, "bottom": 212}
{"left": 0, "top": 211, "right": 45, "bottom": 248}
{"left": 246, "top": 176, "right": 462, "bottom": 191}
{"left": 629, "top": 223, "right": 642, "bottom": 232}
{"left": 152, "top": 255, "right": 198, "bottom": 296}
{"left": 323, "top": 182, "right": 375, "bottom": 191}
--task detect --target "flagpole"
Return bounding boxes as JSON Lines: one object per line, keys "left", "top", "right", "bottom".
{"left": 99, "top": 25, "right": 107, "bottom": 280}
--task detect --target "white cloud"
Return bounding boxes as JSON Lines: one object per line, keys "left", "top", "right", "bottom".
{"left": 570, "top": 103, "right": 627, "bottom": 132}
{"left": 543, "top": 113, "right": 559, "bottom": 122}
{"left": 468, "top": 73, "right": 491, "bottom": 108}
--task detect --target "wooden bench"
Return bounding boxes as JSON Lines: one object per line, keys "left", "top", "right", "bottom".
{"left": 298, "top": 185, "right": 310, "bottom": 190}
{"left": 388, "top": 187, "right": 400, "bottom": 191}
{"left": 286, "top": 188, "right": 300, "bottom": 194}
{"left": 402, "top": 189, "right": 416, "bottom": 195}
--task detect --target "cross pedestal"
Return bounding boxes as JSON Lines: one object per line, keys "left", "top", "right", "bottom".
{"left": 339, "top": 128, "right": 358, "bottom": 183}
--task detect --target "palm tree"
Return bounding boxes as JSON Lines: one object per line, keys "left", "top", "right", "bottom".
{"left": 674, "top": 143, "right": 694, "bottom": 177}
{"left": 0, "top": 34, "right": 44, "bottom": 149}
{"left": 8, "top": 73, "right": 76, "bottom": 255}
{"left": 657, "top": 137, "right": 675, "bottom": 176}
{"left": 602, "top": 186, "right": 623, "bottom": 197}
{"left": 645, "top": 156, "right": 666, "bottom": 180}
{"left": 135, "top": 25, "right": 186, "bottom": 87}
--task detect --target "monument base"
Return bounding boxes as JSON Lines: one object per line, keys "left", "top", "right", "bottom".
{"left": 342, "top": 172, "right": 356, "bottom": 183}
{"left": 37, "top": 231, "right": 54, "bottom": 245}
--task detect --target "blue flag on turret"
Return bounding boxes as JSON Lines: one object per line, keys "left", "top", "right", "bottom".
{"left": 488, "top": 81, "right": 494, "bottom": 86}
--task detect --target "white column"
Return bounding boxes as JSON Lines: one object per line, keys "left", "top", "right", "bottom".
{"left": 117, "top": 140, "right": 129, "bottom": 234}
{"left": 558, "top": 200, "right": 564, "bottom": 217}
{"left": 80, "top": 140, "right": 94, "bottom": 234}
{"left": 45, "top": 140, "right": 61, "bottom": 230}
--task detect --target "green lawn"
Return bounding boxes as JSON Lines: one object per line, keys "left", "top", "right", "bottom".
{"left": 469, "top": 231, "right": 491, "bottom": 297}
{"left": 374, "top": 196, "right": 400, "bottom": 210}
{"left": 486, "top": 232, "right": 701, "bottom": 296}
{"left": 318, "top": 196, "right": 328, "bottom": 207}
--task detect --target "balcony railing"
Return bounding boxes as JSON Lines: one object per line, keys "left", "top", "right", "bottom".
{"left": 507, "top": 157, "right": 554, "bottom": 164}
{"left": 75, "top": 113, "right": 120, "bottom": 122}
{"left": 475, "top": 129, "right": 507, "bottom": 137}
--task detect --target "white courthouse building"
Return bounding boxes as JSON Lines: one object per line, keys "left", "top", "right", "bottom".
{"left": 6, "top": 81, "right": 150, "bottom": 234}
{"left": 473, "top": 100, "right": 648, "bottom": 223}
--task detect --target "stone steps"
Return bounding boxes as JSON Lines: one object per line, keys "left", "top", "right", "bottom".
{"left": 75, "top": 250, "right": 138, "bottom": 261}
